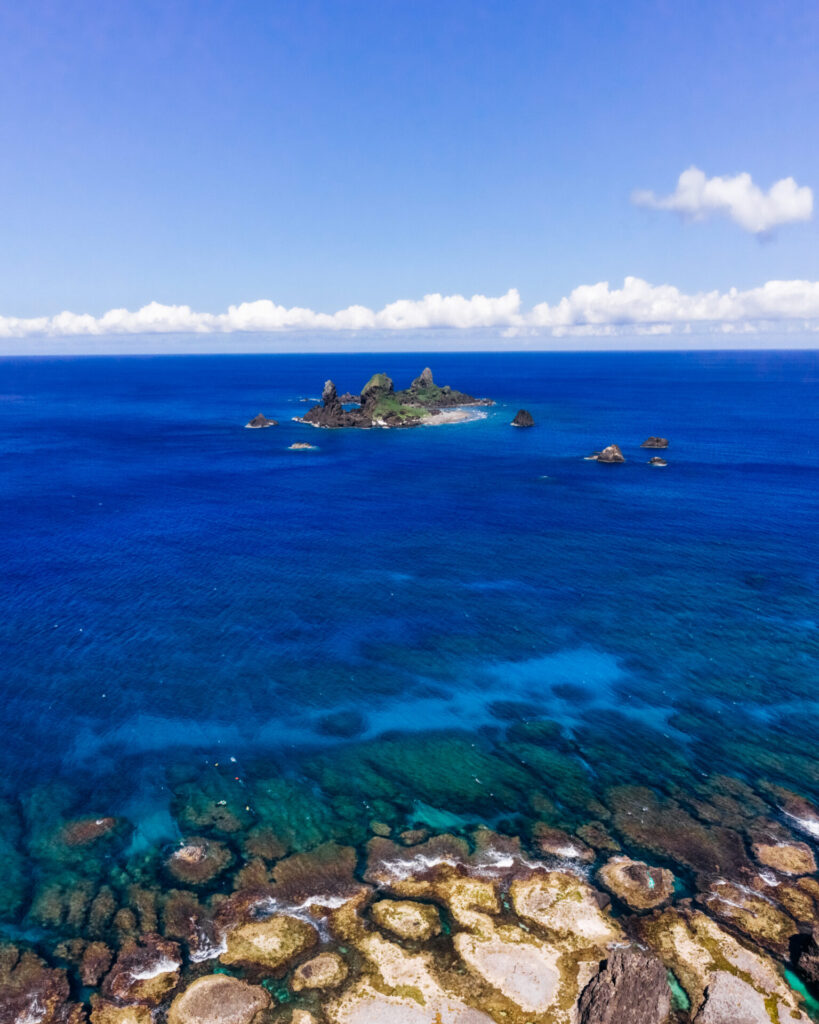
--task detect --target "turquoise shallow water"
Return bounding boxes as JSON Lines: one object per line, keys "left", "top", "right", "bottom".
{"left": 1, "top": 350, "right": 818, "bottom": 946}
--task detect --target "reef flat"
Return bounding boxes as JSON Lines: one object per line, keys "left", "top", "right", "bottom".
{"left": 3, "top": 738, "right": 819, "bottom": 1024}
{"left": 299, "top": 367, "right": 492, "bottom": 428}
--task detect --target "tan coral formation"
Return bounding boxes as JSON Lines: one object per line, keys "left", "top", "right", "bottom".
{"left": 635, "top": 904, "right": 811, "bottom": 1022}
{"left": 220, "top": 913, "right": 318, "bottom": 970}
{"left": 752, "top": 839, "right": 817, "bottom": 876}
{"left": 292, "top": 951, "right": 349, "bottom": 991}
{"left": 597, "top": 855, "right": 675, "bottom": 910}
{"left": 370, "top": 899, "right": 442, "bottom": 941}
{"left": 167, "top": 974, "right": 270, "bottom": 1024}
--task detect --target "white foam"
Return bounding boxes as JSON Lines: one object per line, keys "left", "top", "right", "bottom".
{"left": 129, "top": 957, "right": 181, "bottom": 981}
{"left": 784, "top": 811, "right": 819, "bottom": 839}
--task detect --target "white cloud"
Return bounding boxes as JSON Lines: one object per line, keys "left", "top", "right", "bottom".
{"left": 632, "top": 166, "right": 813, "bottom": 233}
{"left": 4, "top": 278, "right": 819, "bottom": 341}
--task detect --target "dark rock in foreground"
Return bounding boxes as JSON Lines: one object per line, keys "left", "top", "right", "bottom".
{"left": 245, "top": 413, "right": 277, "bottom": 428}
{"left": 796, "top": 926, "right": 819, "bottom": 984}
{"left": 642, "top": 436, "right": 669, "bottom": 448}
{"left": 596, "top": 444, "right": 626, "bottom": 463}
{"left": 301, "top": 367, "right": 491, "bottom": 429}
{"left": 579, "top": 948, "right": 671, "bottom": 1024}
{"left": 511, "top": 409, "right": 535, "bottom": 427}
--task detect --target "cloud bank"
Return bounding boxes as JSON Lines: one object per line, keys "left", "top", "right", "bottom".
{"left": 3, "top": 278, "right": 819, "bottom": 341}
{"left": 632, "top": 166, "right": 813, "bottom": 234}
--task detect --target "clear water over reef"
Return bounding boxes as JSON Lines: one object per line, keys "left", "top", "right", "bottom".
{"left": 1, "top": 351, "right": 819, "bottom": 1019}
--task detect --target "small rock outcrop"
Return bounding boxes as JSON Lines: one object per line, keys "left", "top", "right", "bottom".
{"left": 648, "top": 456, "right": 667, "bottom": 466}
{"left": 596, "top": 444, "right": 626, "bottom": 463}
{"left": 245, "top": 413, "right": 277, "bottom": 428}
{"left": 511, "top": 409, "right": 535, "bottom": 427}
{"left": 641, "top": 437, "right": 669, "bottom": 448}
{"left": 165, "top": 837, "right": 233, "bottom": 886}
{"left": 578, "top": 947, "right": 671, "bottom": 1024}
{"left": 597, "top": 856, "right": 674, "bottom": 911}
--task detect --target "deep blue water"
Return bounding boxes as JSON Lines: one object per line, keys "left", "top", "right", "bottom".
{"left": 2, "top": 351, "right": 819, "bottom": 853}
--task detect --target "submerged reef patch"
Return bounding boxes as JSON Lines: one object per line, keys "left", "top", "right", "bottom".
{"left": 2, "top": 731, "right": 819, "bottom": 1023}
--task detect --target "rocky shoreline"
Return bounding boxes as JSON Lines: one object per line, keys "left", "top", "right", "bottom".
{"left": 3, "top": 765, "right": 819, "bottom": 1024}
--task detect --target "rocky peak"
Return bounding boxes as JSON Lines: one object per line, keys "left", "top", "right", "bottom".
{"left": 360, "top": 373, "right": 394, "bottom": 407}
{"left": 411, "top": 367, "right": 435, "bottom": 391}
{"left": 322, "top": 380, "right": 339, "bottom": 406}
{"left": 511, "top": 409, "right": 535, "bottom": 427}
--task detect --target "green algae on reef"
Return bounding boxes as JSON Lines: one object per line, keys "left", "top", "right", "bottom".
{"left": 2, "top": 728, "right": 819, "bottom": 1022}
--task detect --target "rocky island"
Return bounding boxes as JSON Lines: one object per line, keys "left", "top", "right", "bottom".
{"left": 300, "top": 367, "right": 492, "bottom": 429}
{"left": 245, "top": 413, "right": 277, "bottom": 428}
{"left": 511, "top": 409, "right": 535, "bottom": 428}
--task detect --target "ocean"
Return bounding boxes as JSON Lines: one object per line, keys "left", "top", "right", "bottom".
{"left": 1, "top": 350, "right": 818, "bottom": 961}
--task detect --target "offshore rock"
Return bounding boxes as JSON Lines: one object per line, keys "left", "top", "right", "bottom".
{"left": 578, "top": 947, "right": 671, "bottom": 1024}
{"left": 648, "top": 456, "right": 668, "bottom": 466}
{"left": 167, "top": 974, "right": 270, "bottom": 1024}
{"left": 244, "top": 413, "right": 276, "bottom": 428}
{"left": 598, "top": 856, "right": 675, "bottom": 910}
{"left": 511, "top": 408, "right": 535, "bottom": 427}
{"left": 596, "top": 444, "right": 626, "bottom": 463}
{"left": 641, "top": 436, "right": 669, "bottom": 448}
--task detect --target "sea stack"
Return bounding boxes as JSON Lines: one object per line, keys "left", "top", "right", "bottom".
{"left": 245, "top": 413, "right": 277, "bottom": 428}
{"left": 596, "top": 444, "right": 626, "bottom": 463}
{"left": 511, "top": 409, "right": 535, "bottom": 428}
{"left": 641, "top": 436, "right": 669, "bottom": 448}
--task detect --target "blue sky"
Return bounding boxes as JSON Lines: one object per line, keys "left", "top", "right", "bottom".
{"left": 1, "top": 0, "right": 818, "bottom": 347}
